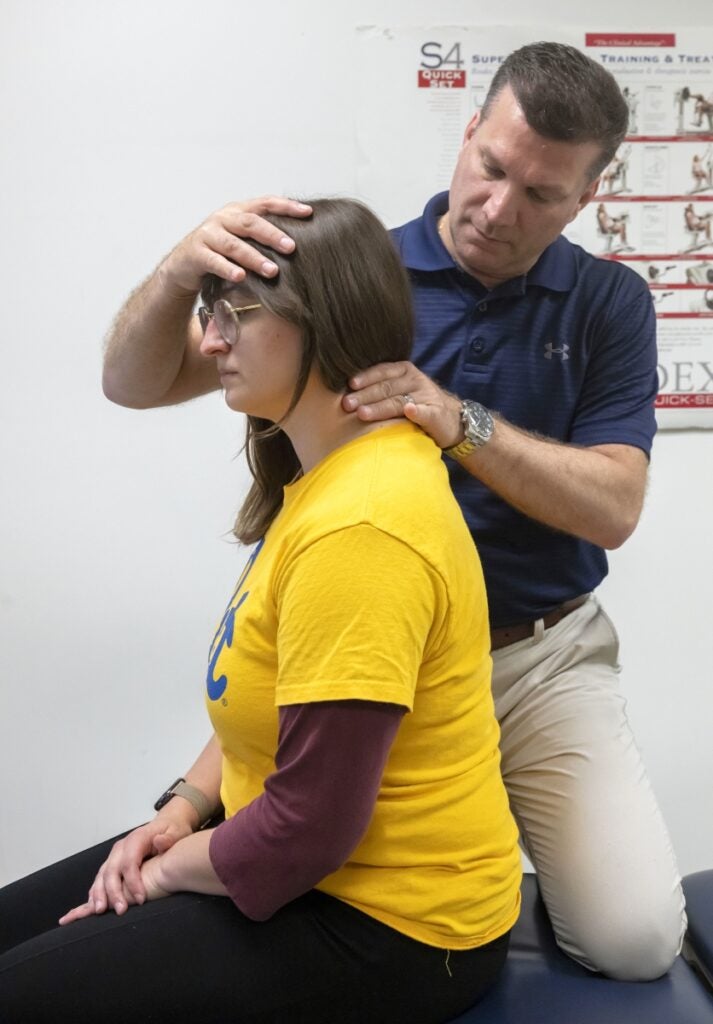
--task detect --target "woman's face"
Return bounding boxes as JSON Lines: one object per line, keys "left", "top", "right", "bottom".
{"left": 199, "top": 289, "right": 304, "bottom": 422}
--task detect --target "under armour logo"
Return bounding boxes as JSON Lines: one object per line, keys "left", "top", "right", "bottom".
{"left": 544, "top": 342, "right": 570, "bottom": 361}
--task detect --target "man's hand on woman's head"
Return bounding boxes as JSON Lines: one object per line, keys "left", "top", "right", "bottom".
{"left": 159, "top": 196, "right": 313, "bottom": 297}
{"left": 342, "top": 361, "right": 464, "bottom": 450}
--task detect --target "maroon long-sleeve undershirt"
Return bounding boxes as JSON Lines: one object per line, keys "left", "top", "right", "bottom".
{"left": 208, "top": 700, "right": 406, "bottom": 920}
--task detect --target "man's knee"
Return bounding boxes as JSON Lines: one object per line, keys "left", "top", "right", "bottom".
{"left": 557, "top": 901, "right": 685, "bottom": 981}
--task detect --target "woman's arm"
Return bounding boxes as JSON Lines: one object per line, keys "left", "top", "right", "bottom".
{"left": 60, "top": 733, "right": 224, "bottom": 924}
{"left": 146, "top": 702, "right": 405, "bottom": 917}
{"left": 140, "top": 829, "right": 227, "bottom": 899}
{"left": 159, "top": 731, "right": 224, "bottom": 835}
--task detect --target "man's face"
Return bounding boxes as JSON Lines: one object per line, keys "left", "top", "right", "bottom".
{"left": 445, "top": 86, "right": 603, "bottom": 287}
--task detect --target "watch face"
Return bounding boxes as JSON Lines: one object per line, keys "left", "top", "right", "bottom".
{"left": 153, "top": 777, "right": 184, "bottom": 812}
{"left": 462, "top": 401, "right": 493, "bottom": 444}
{"left": 464, "top": 406, "right": 482, "bottom": 432}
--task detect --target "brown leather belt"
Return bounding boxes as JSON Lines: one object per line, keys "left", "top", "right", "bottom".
{"left": 490, "top": 595, "right": 589, "bottom": 652}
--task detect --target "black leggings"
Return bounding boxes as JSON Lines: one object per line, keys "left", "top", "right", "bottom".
{"left": 0, "top": 830, "right": 509, "bottom": 1024}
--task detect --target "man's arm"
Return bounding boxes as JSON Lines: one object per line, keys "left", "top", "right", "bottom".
{"left": 102, "top": 270, "right": 217, "bottom": 408}
{"left": 342, "top": 363, "right": 648, "bottom": 550}
{"left": 102, "top": 197, "right": 311, "bottom": 409}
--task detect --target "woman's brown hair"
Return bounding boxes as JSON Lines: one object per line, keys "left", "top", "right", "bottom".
{"left": 201, "top": 198, "right": 414, "bottom": 544}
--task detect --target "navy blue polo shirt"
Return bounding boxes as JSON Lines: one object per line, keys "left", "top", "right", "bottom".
{"left": 391, "top": 193, "right": 658, "bottom": 628}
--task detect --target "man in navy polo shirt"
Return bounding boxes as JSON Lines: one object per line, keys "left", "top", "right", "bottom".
{"left": 341, "top": 43, "right": 686, "bottom": 982}
{"left": 103, "top": 42, "right": 685, "bottom": 982}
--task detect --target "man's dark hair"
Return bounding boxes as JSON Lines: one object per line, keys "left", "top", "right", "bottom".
{"left": 480, "top": 41, "right": 628, "bottom": 180}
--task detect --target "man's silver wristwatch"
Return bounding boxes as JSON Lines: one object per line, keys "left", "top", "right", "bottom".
{"left": 443, "top": 400, "right": 494, "bottom": 460}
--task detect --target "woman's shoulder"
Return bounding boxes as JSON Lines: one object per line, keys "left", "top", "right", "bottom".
{"left": 283, "top": 423, "right": 476, "bottom": 569}
{"left": 317, "top": 422, "right": 454, "bottom": 526}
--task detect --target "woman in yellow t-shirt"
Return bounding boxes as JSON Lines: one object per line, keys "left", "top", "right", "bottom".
{"left": 0, "top": 199, "right": 520, "bottom": 1024}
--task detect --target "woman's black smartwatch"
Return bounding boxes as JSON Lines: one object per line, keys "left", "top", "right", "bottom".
{"left": 154, "top": 777, "right": 213, "bottom": 826}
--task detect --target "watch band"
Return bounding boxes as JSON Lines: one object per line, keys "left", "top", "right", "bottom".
{"left": 443, "top": 436, "right": 479, "bottom": 460}
{"left": 154, "top": 777, "right": 214, "bottom": 827}
{"left": 443, "top": 400, "right": 494, "bottom": 460}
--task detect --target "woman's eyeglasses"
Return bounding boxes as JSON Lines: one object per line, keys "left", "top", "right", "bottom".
{"left": 198, "top": 299, "right": 262, "bottom": 346}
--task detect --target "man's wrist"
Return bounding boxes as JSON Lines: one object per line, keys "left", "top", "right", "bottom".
{"left": 442, "top": 393, "right": 466, "bottom": 448}
{"left": 443, "top": 400, "right": 494, "bottom": 460}
{"left": 155, "top": 259, "right": 203, "bottom": 302}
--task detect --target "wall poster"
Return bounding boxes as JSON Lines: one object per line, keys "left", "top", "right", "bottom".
{"left": 356, "top": 26, "right": 713, "bottom": 429}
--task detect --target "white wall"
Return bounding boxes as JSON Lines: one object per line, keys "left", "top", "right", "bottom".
{"left": 1, "top": 0, "right": 712, "bottom": 887}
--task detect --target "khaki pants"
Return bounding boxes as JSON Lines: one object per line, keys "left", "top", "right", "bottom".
{"left": 492, "top": 594, "right": 686, "bottom": 980}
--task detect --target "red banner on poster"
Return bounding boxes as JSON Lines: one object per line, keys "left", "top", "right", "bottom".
{"left": 417, "top": 70, "right": 466, "bottom": 88}
{"left": 656, "top": 393, "right": 713, "bottom": 407}
{"left": 585, "top": 33, "right": 675, "bottom": 47}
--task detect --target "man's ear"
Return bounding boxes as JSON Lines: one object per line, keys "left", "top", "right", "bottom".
{"left": 462, "top": 111, "right": 480, "bottom": 145}
{"left": 575, "top": 177, "right": 600, "bottom": 216}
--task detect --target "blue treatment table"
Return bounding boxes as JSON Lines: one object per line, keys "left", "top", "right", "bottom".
{"left": 684, "top": 870, "right": 713, "bottom": 994}
{"left": 449, "top": 873, "right": 713, "bottom": 1023}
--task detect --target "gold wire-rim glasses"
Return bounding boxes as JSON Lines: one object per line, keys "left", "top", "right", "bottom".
{"left": 198, "top": 299, "right": 262, "bottom": 345}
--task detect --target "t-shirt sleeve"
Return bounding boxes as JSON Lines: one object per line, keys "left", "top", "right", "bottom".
{"left": 569, "top": 269, "right": 658, "bottom": 454}
{"left": 273, "top": 524, "right": 446, "bottom": 710}
{"left": 208, "top": 700, "right": 405, "bottom": 920}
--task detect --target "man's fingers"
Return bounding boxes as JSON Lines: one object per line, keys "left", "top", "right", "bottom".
{"left": 402, "top": 401, "right": 436, "bottom": 431}
{"left": 194, "top": 251, "right": 246, "bottom": 286}
{"left": 343, "top": 368, "right": 425, "bottom": 412}
{"left": 343, "top": 383, "right": 402, "bottom": 411}
{"left": 161, "top": 195, "right": 314, "bottom": 296}
{"left": 403, "top": 400, "right": 463, "bottom": 450}
{"left": 206, "top": 231, "right": 279, "bottom": 278}
{"left": 236, "top": 195, "right": 313, "bottom": 220}
{"left": 352, "top": 397, "right": 411, "bottom": 422}
{"left": 218, "top": 197, "right": 314, "bottom": 260}
{"left": 219, "top": 211, "right": 296, "bottom": 256}
{"left": 348, "top": 362, "right": 413, "bottom": 391}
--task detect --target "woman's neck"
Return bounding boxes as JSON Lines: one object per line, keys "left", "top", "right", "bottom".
{"left": 280, "top": 382, "right": 402, "bottom": 474}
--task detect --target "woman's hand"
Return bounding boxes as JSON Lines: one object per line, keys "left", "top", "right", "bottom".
{"left": 58, "top": 853, "right": 171, "bottom": 926}
{"left": 159, "top": 196, "right": 313, "bottom": 297}
{"left": 138, "top": 853, "right": 172, "bottom": 902}
{"left": 58, "top": 814, "right": 193, "bottom": 925}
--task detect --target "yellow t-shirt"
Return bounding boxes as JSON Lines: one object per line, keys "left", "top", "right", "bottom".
{"left": 206, "top": 422, "right": 521, "bottom": 949}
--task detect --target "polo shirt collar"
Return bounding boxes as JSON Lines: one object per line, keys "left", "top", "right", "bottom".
{"left": 399, "top": 192, "right": 455, "bottom": 272}
{"left": 400, "top": 191, "right": 577, "bottom": 293}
